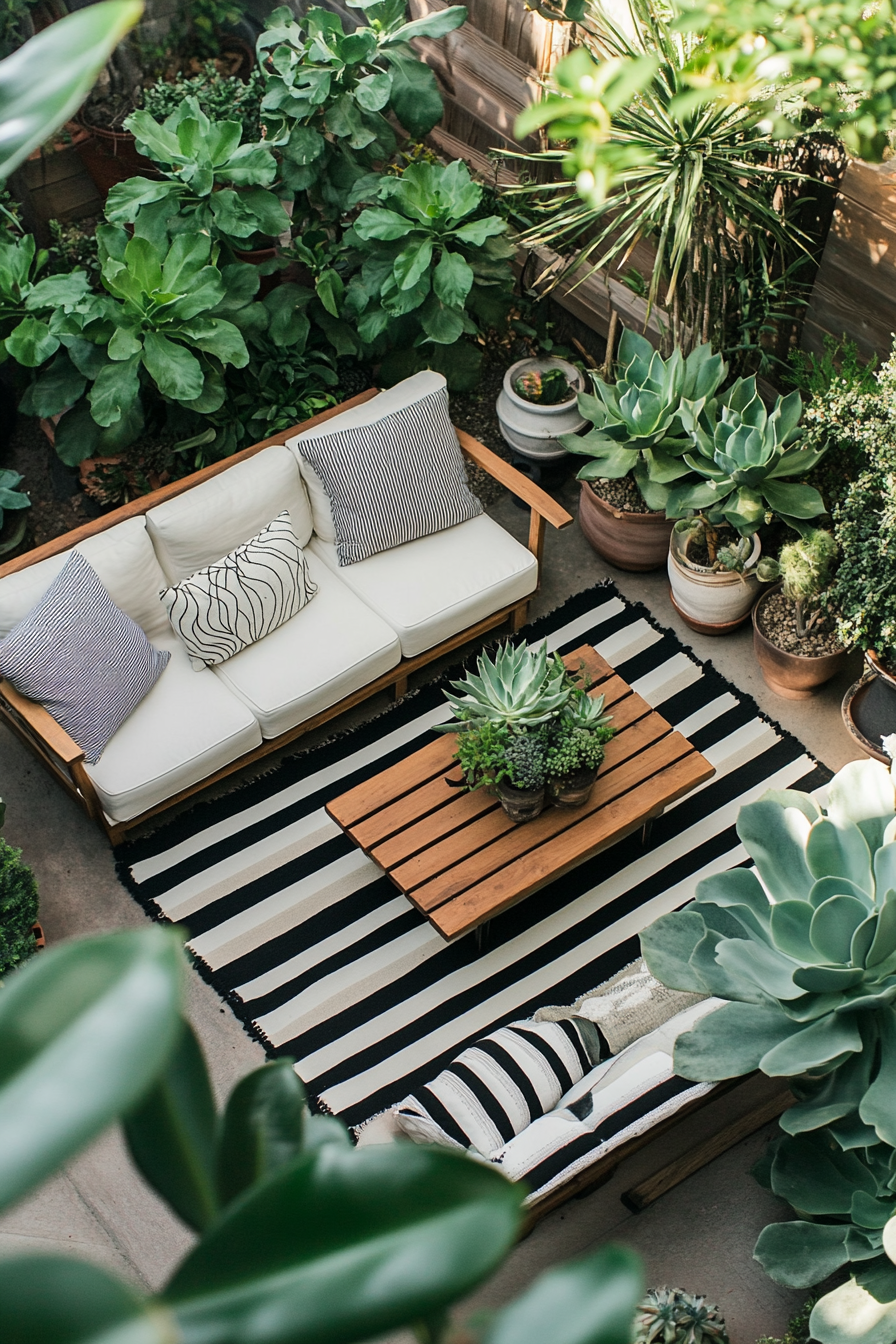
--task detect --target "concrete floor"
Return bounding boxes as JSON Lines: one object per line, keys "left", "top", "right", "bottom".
{"left": 0, "top": 463, "right": 866, "bottom": 1342}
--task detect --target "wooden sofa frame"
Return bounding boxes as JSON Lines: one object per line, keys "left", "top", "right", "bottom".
{"left": 0, "top": 391, "right": 573, "bottom": 844}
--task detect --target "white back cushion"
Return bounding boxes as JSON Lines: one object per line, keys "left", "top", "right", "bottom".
{"left": 0, "top": 517, "right": 171, "bottom": 641}
{"left": 286, "top": 371, "right": 447, "bottom": 542}
{"left": 146, "top": 446, "right": 314, "bottom": 583}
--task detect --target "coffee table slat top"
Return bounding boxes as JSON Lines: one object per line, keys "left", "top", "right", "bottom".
{"left": 326, "top": 644, "right": 715, "bottom": 940}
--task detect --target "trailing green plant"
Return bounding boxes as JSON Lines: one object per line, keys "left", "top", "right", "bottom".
{"left": 341, "top": 158, "right": 515, "bottom": 389}
{"left": 669, "top": 377, "right": 826, "bottom": 541}
{"left": 438, "top": 640, "right": 573, "bottom": 731}
{"left": 106, "top": 98, "right": 290, "bottom": 251}
{"left": 0, "top": 835, "right": 38, "bottom": 978}
{"left": 514, "top": 367, "right": 574, "bottom": 404}
{"left": 560, "top": 328, "right": 727, "bottom": 511}
{"left": 639, "top": 754, "right": 896, "bottom": 1340}
{"left": 257, "top": 1, "right": 466, "bottom": 216}
{"left": 762, "top": 528, "right": 838, "bottom": 639}
{"left": 755, "top": 1294, "right": 816, "bottom": 1344}
{"left": 142, "top": 64, "right": 265, "bottom": 141}
{"left": 0, "top": 922, "right": 646, "bottom": 1344}
{"left": 633, "top": 1286, "right": 730, "bottom": 1344}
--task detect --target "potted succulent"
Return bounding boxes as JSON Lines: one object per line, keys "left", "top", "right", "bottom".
{"left": 752, "top": 528, "right": 847, "bottom": 698}
{"left": 633, "top": 1287, "right": 729, "bottom": 1344}
{"left": 666, "top": 377, "right": 826, "bottom": 634}
{"left": 496, "top": 356, "right": 587, "bottom": 462}
{"left": 438, "top": 643, "right": 614, "bottom": 823}
{"left": 559, "top": 329, "right": 727, "bottom": 571}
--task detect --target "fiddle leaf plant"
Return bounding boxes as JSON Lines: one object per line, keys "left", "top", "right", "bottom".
{"left": 106, "top": 98, "right": 291, "bottom": 251}
{"left": 258, "top": 2, "right": 467, "bottom": 213}
{"left": 0, "top": 231, "right": 93, "bottom": 369}
{"left": 560, "top": 327, "right": 727, "bottom": 510}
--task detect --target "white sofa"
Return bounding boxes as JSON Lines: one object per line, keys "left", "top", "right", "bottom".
{"left": 0, "top": 373, "right": 572, "bottom": 842}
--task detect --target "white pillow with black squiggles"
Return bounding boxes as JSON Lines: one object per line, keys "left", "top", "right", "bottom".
{"left": 159, "top": 511, "right": 317, "bottom": 670}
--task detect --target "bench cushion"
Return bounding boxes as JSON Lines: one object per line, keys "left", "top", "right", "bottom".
{"left": 146, "top": 446, "right": 314, "bottom": 582}
{"left": 210, "top": 551, "right": 401, "bottom": 739}
{"left": 85, "top": 635, "right": 261, "bottom": 824}
{"left": 0, "top": 517, "right": 171, "bottom": 642}
{"left": 308, "top": 514, "right": 538, "bottom": 658}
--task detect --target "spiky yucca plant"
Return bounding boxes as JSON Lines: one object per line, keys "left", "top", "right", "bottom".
{"left": 634, "top": 1287, "right": 730, "bottom": 1344}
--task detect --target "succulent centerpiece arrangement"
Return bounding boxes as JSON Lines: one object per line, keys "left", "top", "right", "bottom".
{"left": 633, "top": 1286, "right": 730, "bottom": 1344}
{"left": 437, "top": 641, "right": 614, "bottom": 823}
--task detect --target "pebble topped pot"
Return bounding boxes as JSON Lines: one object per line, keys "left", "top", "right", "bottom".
{"left": 578, "top": 482, "right": 674, "bottom": 571}
{"left": 752, "top": 584, "right": 848, "bottom": 698}
{"left": 667, "top": 530, "right": 761, "bottom": 633}
{"left": 496, "top": 357, "right": 587, "bottom": 461}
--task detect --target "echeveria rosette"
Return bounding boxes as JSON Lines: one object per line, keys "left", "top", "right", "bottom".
{"left": 560, "top": 327, "right": 727, "bottom": 511}
{"left": 437, "top": 641, "right": 573, "bottom": 731}
{"left": 668, "top": 376, "right": 827, "bottom": 535}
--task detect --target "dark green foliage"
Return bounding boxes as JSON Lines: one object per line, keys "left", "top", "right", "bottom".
{"left": 454, "top": 719, "right": 510, "bottom": 792}
{"left": 503, "top": 728, "right": 547, "bottom": 791}
{"left": 142, "top": 66, "right": 265, "bottom": 142}
{"left": 513, "top": 367, "right": 574, "bottom": 404}
{"left": 787, "top": 335, "right": 878, "bottom": 400}
{"left": 545, "top": 723, "right": 607, "bottom": 777}
{"left": 755, "top": 1294, "right": 816, "bottom": 1344}
{"left": 0, "top": 835, "right": 38, "bottom": 977}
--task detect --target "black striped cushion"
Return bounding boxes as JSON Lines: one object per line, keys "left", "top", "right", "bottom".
{"left": 159, "top": 512, "right": 316, "bottom": 671}
{"left": 293, "top": 383, "right": 482, "bottom": 565}
{"left": 393, "top": 1019, "right": 595, "bottom": 1156}
{"left": 0, "top": 551, "right": 170, "bottom": 764}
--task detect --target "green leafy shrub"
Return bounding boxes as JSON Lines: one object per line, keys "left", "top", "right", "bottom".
{"left": 142, "top": 65, "right": 265, "bottom": 142}
{"left": 0, "top": 836, "right": 38, "bottom": 978}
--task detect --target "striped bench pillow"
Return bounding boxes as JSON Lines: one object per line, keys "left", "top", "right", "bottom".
{"left": 393, "top": 1019, "right": 597, "bottom": 1158}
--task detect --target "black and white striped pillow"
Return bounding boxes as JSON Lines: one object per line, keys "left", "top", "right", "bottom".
{"left": 0, "top": 550, "right": 170, "bottom": 764}
{"left": 293, "top": 383, "right": 482, "bottom": 565}
{"left": 393, "top": 1019, "right": 595, "bottom": 1157}
{"left": 159, "top": 512, "right": 316, "bottom": 671}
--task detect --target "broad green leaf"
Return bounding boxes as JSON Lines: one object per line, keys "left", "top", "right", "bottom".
{"left": 640, "top": 910, "right": 708, "bottom": 992}
{"left": 105, "top": 176, "right": 179, "bottom": 224}
{"left": 142, "top": 332, "right": 204, "bottom": 402}
{"left": 0, "top": 928, "right": 184, "bottom": 1213}
{"left": 754, "top": 1221, "right": 851, "bottom": 1288}
{"left": 738, "top": 799, "right": 814, "bottom": 902}
{"left": 433, "top": 250, "right": 474, "bottom": 307}
{"left": 419, "top": 292, "right": 464, "bottom": 344}
{"left": 394, "top": 238, "right": 433, "bottom": 292}
{"left": 0, "top": 0, "right": 142, "bottom": 178}
{"left": 89, "top": 355, "right": 141, "bottom": 427}
{"left": 0, "top": 1255, "right": 164, "bottom": 1344}
{"left": 354, "top": 207, "right": 417, "bottom": 241}
{"left": 454, "top": 216, "right": 508, "bottom": 246}
{"left": 759, "top": 1013, "right": 862, "bottom": 1076}
{"left": 484, "top": 1244, "right": 644, "bottom": 1344}
{"left": 810, "top": 896, "right": 872, "bottom": 963}
{"left": 859, "top": 1015, "right": 896, "bottom": 1146}
{"left": 763, "top": 479, "right": 826, "bottom": 520}
{"left": 715, "top": 938, "right": 802, "bottom": 1000}
{"left": 385, "top": 49, "right": 444, "bottom": 138}
{"left": 384, "top": 6, "right": 467, "bottom": 45}
{"left": 216, "top": 1062, "right": 306, "bottom": 1209}
{"left": 166, "top": 1145, "right": 523, "bottom": 1344}
{"left": 52, "top": 400, "right": 102, "bottom": 465}
{"left": 769, "top": 1132, "right": 877, "bottom": 1214}
{"left": 18, "top": 353, "right": 86, "bottom": 418}
{"left": 810, "top": 1280, "right": 896, "bottom": 1344}
{"left": 124, "top": 1022, "right": 218, "bottom": 1233}
{"left": 108, "top": 326, "right": 143, "bottom": 361}
{"left": 807, "top": 819, "right": 874, "bottom": 897}
{"left": 828, "top": 760, "right": 896, "bottom": 852}
{"left": 124, "top": 235, "right": 163, "bottom": 299}
{"left": 5, "top": 316, "right": 58, "bottom": 367}
{"left": 673, "top": 1001, "right": 794, "bottom": 1080}
{"left": 25, "top": 272, "right": 92, "bottom": 311}
{"left": 173, "top": 318, "right": 248, "bottom": 368}
{"left": 354, "top": 71, "right": 392, "bottom": 112}
{"left": 315, "top": 269, "right": 344, "bottom": 318}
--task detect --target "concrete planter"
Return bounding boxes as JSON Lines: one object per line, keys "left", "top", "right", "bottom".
{"left": 667, "top": 530, "right": 761, "bottom": 634}
{"left": 496, "top": 357, "right": 586, "bottom": 461}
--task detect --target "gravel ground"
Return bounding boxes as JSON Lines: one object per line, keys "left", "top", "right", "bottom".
{"left": 757, "top": 590, "right": 843, "bottom": 655}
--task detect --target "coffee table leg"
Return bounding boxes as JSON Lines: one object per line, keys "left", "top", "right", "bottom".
{"left": 641, "top": 812, "right": 662, "bottom": 847}
{"left": 475, "top": 920, "right": 491, "bottom": 954}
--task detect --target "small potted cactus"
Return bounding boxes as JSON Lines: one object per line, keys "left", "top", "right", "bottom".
{"left": 752, "top": 528, "right": 847, "bottom": 698}
{"left": 634, "top": 1287, "right": 730, "bottom": 1344}
{"left": 496, "top": 356, "right": 587, "bottom": 462}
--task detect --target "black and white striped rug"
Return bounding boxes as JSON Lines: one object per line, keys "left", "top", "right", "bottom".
{"left": 116, "top": 583, "right": 829, "bottom": 1131}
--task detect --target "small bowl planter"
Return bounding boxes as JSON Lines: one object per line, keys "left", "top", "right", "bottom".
{"left": 752, "top": 584, "right": 848, "bottom": 699}
{"left": 497, "top": 780, "right": 545, "bottom": 824}
{"left": 842, "top": 651, "right": 896, "bottom": 762}
{"left": 546, "top": 765, "right": 599, "bottom": 808}
{"left": 667, "top": 529, "right": 761, "bottom": 634}
{"left": 578, "top": 480, "right": 673, "bottom": 572}
{"left": 496, "top": 356, "right": 586, "bottom": 462}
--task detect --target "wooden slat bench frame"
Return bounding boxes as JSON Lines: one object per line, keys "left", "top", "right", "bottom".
{"left": 0, "top": 390, "right": 573, "bottom": 845}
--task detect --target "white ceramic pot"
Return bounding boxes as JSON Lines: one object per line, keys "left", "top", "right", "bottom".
{"left": 667, "top": 530, "right": 762, "bottom": 633}
{"left": 496, "top": 356, "right": 587, "bottom": 461}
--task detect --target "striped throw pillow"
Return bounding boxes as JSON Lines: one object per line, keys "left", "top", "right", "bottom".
{"left": 293, "top": 382, "right": 482, "bottom": 565}
{"left": 393, "top": 1019, "right": 595, "bottom": 1157}
{"left": 0, "top": 551, "right": 170, "bottom": 765}
{"left": 160, "top": 512, "right": 316, "bottom": 671}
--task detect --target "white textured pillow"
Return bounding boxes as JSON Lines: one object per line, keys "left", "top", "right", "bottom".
{"left": 159, "top": 512, "right": 316, "bottom": 670}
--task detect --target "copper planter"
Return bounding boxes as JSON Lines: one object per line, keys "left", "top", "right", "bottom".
{"left": 752, "top": 587, "right": 848, "bottom": 699}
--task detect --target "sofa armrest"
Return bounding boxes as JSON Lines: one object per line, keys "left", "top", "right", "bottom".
{"left": 0, "top": 679, "right": 84, "bottom": 764}
{"left": 456, "top": 428, "right": 573, "bottom": 570}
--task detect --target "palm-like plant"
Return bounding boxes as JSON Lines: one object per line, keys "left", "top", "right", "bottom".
{"left": 513, "top": 0, "right": 804, "bottom": 362}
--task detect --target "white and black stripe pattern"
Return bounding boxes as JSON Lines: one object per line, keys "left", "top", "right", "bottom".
{"left": 0, "top": 551, "right": 170, "bottom": 765}
{"left": 115, "top": 582, "right": 830, "bottom": 1131}
{"left": 394, "top": 1018, "right": 594, "bottom": 1156}
{"left": 292, "top": 384, "right": 482, "bottom": 565}
{"left": 159, "top": 512, "right": 316, "bottom": 671}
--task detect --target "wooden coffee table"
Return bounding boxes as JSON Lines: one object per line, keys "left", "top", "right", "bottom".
{"left": 326, "top": 645, "right": 715, "bottom": 943}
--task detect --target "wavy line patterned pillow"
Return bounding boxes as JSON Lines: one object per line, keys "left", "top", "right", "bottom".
{"left": 159, "top": 511, "right": 317, "bottom": 670}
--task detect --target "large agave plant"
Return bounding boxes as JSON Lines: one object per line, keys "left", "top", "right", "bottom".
{"left": 668, "top": 377, "right": 826, "bottom": 535}
{"left": 438, "top": 641, "right": 572, "bottom": 729}
{"left": 559, "top": 328, "right": 727, "bottom": 511}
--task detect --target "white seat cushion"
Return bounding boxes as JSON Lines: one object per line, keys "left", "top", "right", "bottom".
{"left": 210, "top": 552, "right": 401, "bottom": 739}
{"left": 0, "top": 517, "right": 171, "bottom": 642}
{"left": 146, "top": 446, "right": 314, "bottom": 582}
{"left": 308, "top": 514, "right": 538, "bottom": 658}
{"left": 85, "top": 635, "right": 261, "bottom": 824}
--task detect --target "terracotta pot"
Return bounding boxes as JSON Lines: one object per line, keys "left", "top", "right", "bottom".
{"left": 546, "top": 765, "right": 599, "bottom": 808}
{"left": 667, "top": 530, "right": 761, "bottom": 633}
{"left": 32, "top": 920, "right": 46, "bottom": 951}
{"left": 75, "top": 120, "right": 158, "bottom": 198}
{"left": 842, "top": 651, "right": 896, "bottom": 762}
{"left": 752, "top": 586, "right": 848, "bottom": 699}
{"left": 79, "top": 454, "right": 168, "bottom": 504}
{"left": 497, "top": 781, "right": 545, "bottom": 824}
{"left": 496, "top": 357, "right": 587, "bottom": 461}
{"left": 578, "top": 482, "right": 673, "bottom": 571}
